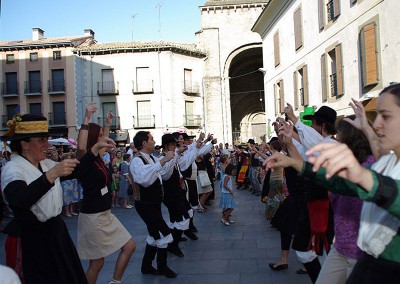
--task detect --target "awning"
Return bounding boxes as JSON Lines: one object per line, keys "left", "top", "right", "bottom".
{"left": 109, "top": 132, "right": 130, "bottom": 143}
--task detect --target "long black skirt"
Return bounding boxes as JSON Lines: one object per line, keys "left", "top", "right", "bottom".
{"left": 20, "top": 215, "right": 87, "bottom": 284}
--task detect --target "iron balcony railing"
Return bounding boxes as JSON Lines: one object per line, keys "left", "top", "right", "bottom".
{"left": 48, "top": 79, "right": 65, "bottom": 94}
{"left": 183, "top": 115, "right": 202, "bottom": 127}
{"left": 132, "top": 80, "right": 154, "bottom": 94}
{"left": 330, "top": 73, "right": 338, "bottom": 98}
{"left": 299, "top": 87, "right": 305, "bottom": 106}
{"left": 97, "top": 116, "right": 121, "bottom": 130}
{"left": 97, "top": 81, "right": 119, "bottom": 95}
{"left": 133, "top": 115, "right": 155, "bottom": 129}
{"left": 327, "top": 0, "right": 335, "bottom": 22}
{"left": 182, "top": 81, "right": 200, "bottom": 95}
{"left": 1, "top": 82, "right": 19, "bottom": 97}
{"left": 48, "top": 112, "right": 66, "bottom": 126}
{"left": 24, "top": 80, "right": 42, "bottom": 95}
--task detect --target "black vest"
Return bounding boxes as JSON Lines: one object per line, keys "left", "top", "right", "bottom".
{"left": 134, "top": 155, "right": 163, "bottom": 203}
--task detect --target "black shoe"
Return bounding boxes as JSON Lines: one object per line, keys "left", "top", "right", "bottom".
{"left": 268, "top": 263, "right": 288, "bottom": 271}
{"left": 296, "top": 268, "right": 308, "bottom": 275}
{"left": 141, "top": 265, "right": 159, "bottom": 275}
{"left": 159, "top": 266, "right": 177, "bottom": 278}
{"left": 168, "top": 245, "right": 184, "bottom": 257}
{"left": 184, "top": 231, "right": 198, "bottom": 240}
{"left": 179, "top": 237, "right": 187, "bottom": 242}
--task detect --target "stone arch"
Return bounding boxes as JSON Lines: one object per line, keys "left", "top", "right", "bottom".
{"left": 222, "top": 43, "right": 266, "bottom": 144}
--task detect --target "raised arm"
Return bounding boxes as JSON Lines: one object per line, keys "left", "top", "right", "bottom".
{"left": 77, "top": 103, "right": 97, "bottom": 159}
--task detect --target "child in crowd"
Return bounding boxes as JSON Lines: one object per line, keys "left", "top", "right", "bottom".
{"left": 219, "top": 163, "right": 237, "bottom": 226}
{"left": 111, "top": 164, "right": 121, "bottom": 207}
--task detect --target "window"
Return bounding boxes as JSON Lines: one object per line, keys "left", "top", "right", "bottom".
{"left": 274, "top": 32, "right": 280, "bottom": 67}
{"left": 274, "top": 80, "right": 284, "bottom": 116}
{"left": 102, "top": 102, "right": 116, "bottom": 127}
{"left": 293, "top": 7, "right": 303, "bottom": 50}
{"left": 6, "top": 104, "right": 18, "bottom": 120}
{"left": 137, "top": 100, "right": 152, "bottom": 128}
{"left": 185, "top": 101, "right": 194, "bottom": 126}
{"left": 6, "top": 54, "right": 15, "bottom": 64}
{"left": 321, "top": 44, "right": 343, "bottom": 101}
{"left": 101, "top": 69, "right": 115, "bottom": 93}
{"left": 184, "top": 69, "right": 193, "bottom": 92}
{"left": 5, "top": 72, "right": 18, "bottom": 95}
{"left": 318, "top": 0, "right": 340, "bottom": 30}
{"left": 27, "top": 71, "right": 41, "bottom": 93}
{"left": 136, "top": 67, "right": 152, "bottom": 93}
{"left": 51, "top": 69, "right": 65, "bottom": 92}
{"left": 53, "top": 51, "right": 61, "bottom": 60}
{"left": 30, "top": 52, "right": 38, "bottom": 62}
{"left": 30, "top": 103, "right": 42, "bottom": 115}
{"left": 52, "top": 102, "right": 65, "bottom": 125}
{"left": 359, "top": 22, "right": 379, "bottom": 87}
{"left": 293, "top": 65, "right": 309, "bottom": 109}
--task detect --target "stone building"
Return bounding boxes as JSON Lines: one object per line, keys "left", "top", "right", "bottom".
{"left": 252, "top": 0, "right": 400, "bottom": 123}
{"left": 0, "top": 28, "right": 94, "bottom": 138}
{"left": 197, "top": 0, "right": 270, "bottom": 144}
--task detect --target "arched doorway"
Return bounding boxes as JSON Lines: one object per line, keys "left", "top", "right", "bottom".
{"left": 226, "top": 45, "right": 266, "bottom": 144}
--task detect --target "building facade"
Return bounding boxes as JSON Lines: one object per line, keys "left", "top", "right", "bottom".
{"left": 74, "top": 42, "right": 206, "bottom": 145}
{"left": 252, "top": 0, "right": 400, "bottom": 123}
{"left": 0, "top": 28, "right": 94, "bottom": 138}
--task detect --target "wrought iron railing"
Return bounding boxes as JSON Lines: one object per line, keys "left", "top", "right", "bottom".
{"left": 24, "top": 80, "right": 42, "bottom": 94}
{"left": 330, "top": 73, "right": 338, "bottom": 98}
{"left": 97, "top": 116, "right": 120, "bottom": 130}
{"left": 1, "top": 82, "right": 19, "bottom": 96}
{"left": 48, "top": 79, "right": 65, "bottom": 93}
{"left": 182, "top": 81, "right": 200, "bottom": 95}
{"left": 48, "top": 112, "right": 66, "bottom": 126}
{"left": 97, "top": 81, "right": 119, "bottom": 95}
{"left": 326, "top": 0, "right": 335, "bottom": 22}
{"left": 133, "top": 115, "right": 155, "bottom": 128}
{"left": 132, "top": 80, "right": 154, "bottom": 94}
{"left": 183, "top": 115, "right": 202, "bottom": 127}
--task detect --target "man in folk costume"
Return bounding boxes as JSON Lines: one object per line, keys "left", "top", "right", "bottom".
{"left": 130, "top": 131, "right": 177, "bottom": 278}
{"left": 284, "top": 104, "right": 336, "bottom": 283}
{"left": 177, "top": 132, "right": 214, "bottom": 239}
{"left": 160, "top": 134, "right": 193, "bottom": 257}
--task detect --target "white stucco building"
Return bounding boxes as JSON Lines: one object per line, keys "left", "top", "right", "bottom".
{"left": 252, "top": 0, "right": 400, "bottom": 122}
{"left": 74, "top": 42, "right": 206, "bottom": 145}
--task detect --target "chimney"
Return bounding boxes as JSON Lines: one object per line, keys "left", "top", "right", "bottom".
{"left": 84, "top": 29, "right": 95, "bottom": 38}
{"left": 32, "top": 28, "right": 44, "bottom": 41}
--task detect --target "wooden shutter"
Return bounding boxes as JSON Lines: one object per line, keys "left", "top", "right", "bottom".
{"left": 274, "top": 32, "right": 280, "bottom": 67}
{"left": 333, "top": 0, "right": 341, "bottom": 18}
{"left": 318, "top": 0, "right": 325, "bottom": 30}
{"left": 303, "top": 65, "right": 309, "bottom": 106}
{"left": 274, "top": 84, "right": 278, "bottom": 116}
{"left": 293, "top": 71, "right": 298, "bottom": 109}
{"left": 279, "top": 79, "right": 285, "bottom": 113}
{"left": 360, "top": 22, "right": 378, "bottom": 87}
{"left": 321, "top": 53, "right": 327, "bottom": 102}
{"left": 335, "top": 44, "right": 344, "bottom": 97}
{"left": 294, "top": 7, "right": 303, "bottom": 50}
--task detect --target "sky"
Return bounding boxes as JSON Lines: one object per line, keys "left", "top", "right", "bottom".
{"left": 0, "top": 0, "right": 205, "bottom": 43}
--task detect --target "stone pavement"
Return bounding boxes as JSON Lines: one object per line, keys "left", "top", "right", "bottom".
{"left": 0, "top": 181, "right": 312, "bottom": 284}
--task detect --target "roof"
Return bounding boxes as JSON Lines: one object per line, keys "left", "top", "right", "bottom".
{"left": 203, "top": 0, "right": 269, "bottom": 6}
{"left": 74, "top": 41, "right": 207, "bottom": 57}
{"left": 0, "top": 35, "right": 95, "bottom": 51}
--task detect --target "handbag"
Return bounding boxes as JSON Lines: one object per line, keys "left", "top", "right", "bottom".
{"left": 197, "top": 170, "right": 212, "bottom": 187}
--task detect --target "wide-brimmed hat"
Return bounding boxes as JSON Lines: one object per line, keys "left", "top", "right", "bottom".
{"left": 248, "top": 139, "right": 255, "bottom": 144}
{"left": 181, "top": 132, "right": 190, "bottom": 140}
{"left": 303, "top": 106, "right": 337, "bottom": 131}
{"left": 1, "top": 114, "right": 49, "bottom": 141}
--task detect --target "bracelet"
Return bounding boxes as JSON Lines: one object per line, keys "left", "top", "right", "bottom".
{"left": 80, "top": 124, "right": 89, "bottom": 130}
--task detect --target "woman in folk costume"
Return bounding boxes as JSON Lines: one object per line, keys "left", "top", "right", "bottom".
{"left": 264, "top": 83, "right": 400, "bottom": 284}
{"left": 1, "top": 114, "right": 87, "bottom": 284}
{"left": 76, "top": 103, "right": 135, "bottom": 284}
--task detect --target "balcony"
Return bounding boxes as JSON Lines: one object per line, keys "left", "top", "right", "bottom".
{"left": 97, "top": 116, "right": 121, "bottom": 130}
{"left": 48, "top": 112, "right": 66, "bottom": 126}
{"left": 48, "top": 80, "right": 65, "bottom": 95}
{"left": 1, "top": 82, "right": 19, "bottom": 97}
{"left": 330, "top": 73, "right": 338, "bottom": 98}
{"left": 133, "top": 115, "right": 155, "bottom": 129}
{"left": 132, "top": 80, "right": 154, "bottom": 94}
{"left": 326, "top": 0, "right": 335, "bottom": 22}
{"left": 1, "top": 115, "right": 9, "bottom": 129}
{"left": 97, "top": 81, "right": 119, "bottom": 96}
{"left": 299, "top": 87, "right": 305, "bottom": 106}
{"left": 183, "top": 115, "right": 202, "bottom": 128}
{"left": 182, "top": 81, "right": 200, "bottom": 96}
{"left": 24, "top": 80, "right": 42, "bottom": 96}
